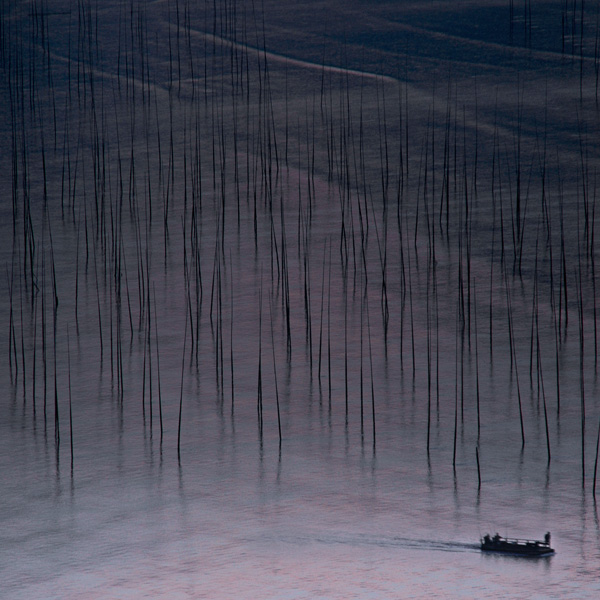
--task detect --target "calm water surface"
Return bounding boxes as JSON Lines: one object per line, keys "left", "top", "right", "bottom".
{"left": 2, "top": 1, "right": 600, "bottom": 597}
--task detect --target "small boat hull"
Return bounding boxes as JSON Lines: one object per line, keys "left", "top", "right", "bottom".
{"left": 481, "top": 534, "right": 554, "bottom": 557}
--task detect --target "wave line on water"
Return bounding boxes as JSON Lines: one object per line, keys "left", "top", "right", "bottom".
{"left": 185, "top": 29, "right": 400, "bottom": 85}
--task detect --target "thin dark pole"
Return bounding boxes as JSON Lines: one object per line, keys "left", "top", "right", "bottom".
{"left": 177, "top": 309, "right": 189, "bottom": 461}
{"left": 67, "top": 325, "right": 73, "bottom": 472}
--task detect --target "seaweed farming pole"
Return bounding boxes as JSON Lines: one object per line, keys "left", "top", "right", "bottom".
{"left": 578, "top": 266, "right": 586, "bottom": 487}
{"left": 177, "top": 306, "right": 189, "bottom": 461}
{"left": 360, "top": 271, "right": 365, "bottom": 437}
{"left": 406, "top": 231, "right": 416, "bottom": 380}
{"left": 453, "top": 301, "right": 459, "bottom": 469}
{"left": 366, "top": 289, "right": 376, "bottom": 449}
{"left": 67, "top": 325, "right": 73, "bottom": 472}
{"left": 537, "top": 318, "right": 551, "bottom": 465}
{"left": 153, "top": 286, "right": 163, "bottom": 441}
{"left": 49, "top": 221, "right": 60, "bottom": 447}
{"left": 18, "top": 264, "right": 26, "bottom": 404}
{"left": 426, "top": 257, "right": 432, "bottom": 454}
{"left": 594, "top": 416, "right": 600, "bottom": 499}
{"left": 317, "top": 241, "right": 327, "bottom": 387}
{"left": 269, "top": 297, "right": 282, "bottom": 445}
{"left": 476, "top": 445, "right": 481, "bottom": 490}
{"left": 344, "top": 267, "right": 348, "bottom": 418}
{"left": 504, "top": 265, "right": 525, "bottom": 448}
{"left": 327, "top": 241, "right": 332, "bottom": 410}
{"left": 474, "top": 279, "right": 481, "bottom": 440}
{"left": 257, "top": 281, "right": 263, "bottom": 437}
{"left": 229, "top": 254, "right": 235, "bottom": 414}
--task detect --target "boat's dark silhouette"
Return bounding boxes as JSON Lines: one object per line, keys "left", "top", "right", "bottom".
{"left": 481, "top": 532, "right": 554, "bottom": 556}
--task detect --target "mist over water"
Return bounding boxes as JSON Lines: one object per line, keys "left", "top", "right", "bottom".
{"left": 2, "top": 1, "right": 600, "bottom": 597}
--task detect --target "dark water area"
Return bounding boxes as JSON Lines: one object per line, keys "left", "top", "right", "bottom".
{"left": 1, "top": 1, "right": 600, "bottom": 597}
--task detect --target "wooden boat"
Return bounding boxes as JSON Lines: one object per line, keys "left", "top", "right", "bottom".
{"left": 480, "top": 532, "right": 554, "bottom": 556}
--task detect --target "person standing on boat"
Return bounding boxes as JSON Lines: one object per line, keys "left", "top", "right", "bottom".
{"left": 545, "top": 532, "right": 551, "bottom": 546}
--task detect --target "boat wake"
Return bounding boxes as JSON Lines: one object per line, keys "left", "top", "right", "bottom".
{"left": 388, "top": 536, "right": 480, "bottom": 553}
{"left": 281, "top": 532, "right": 480, "bottom": 553}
